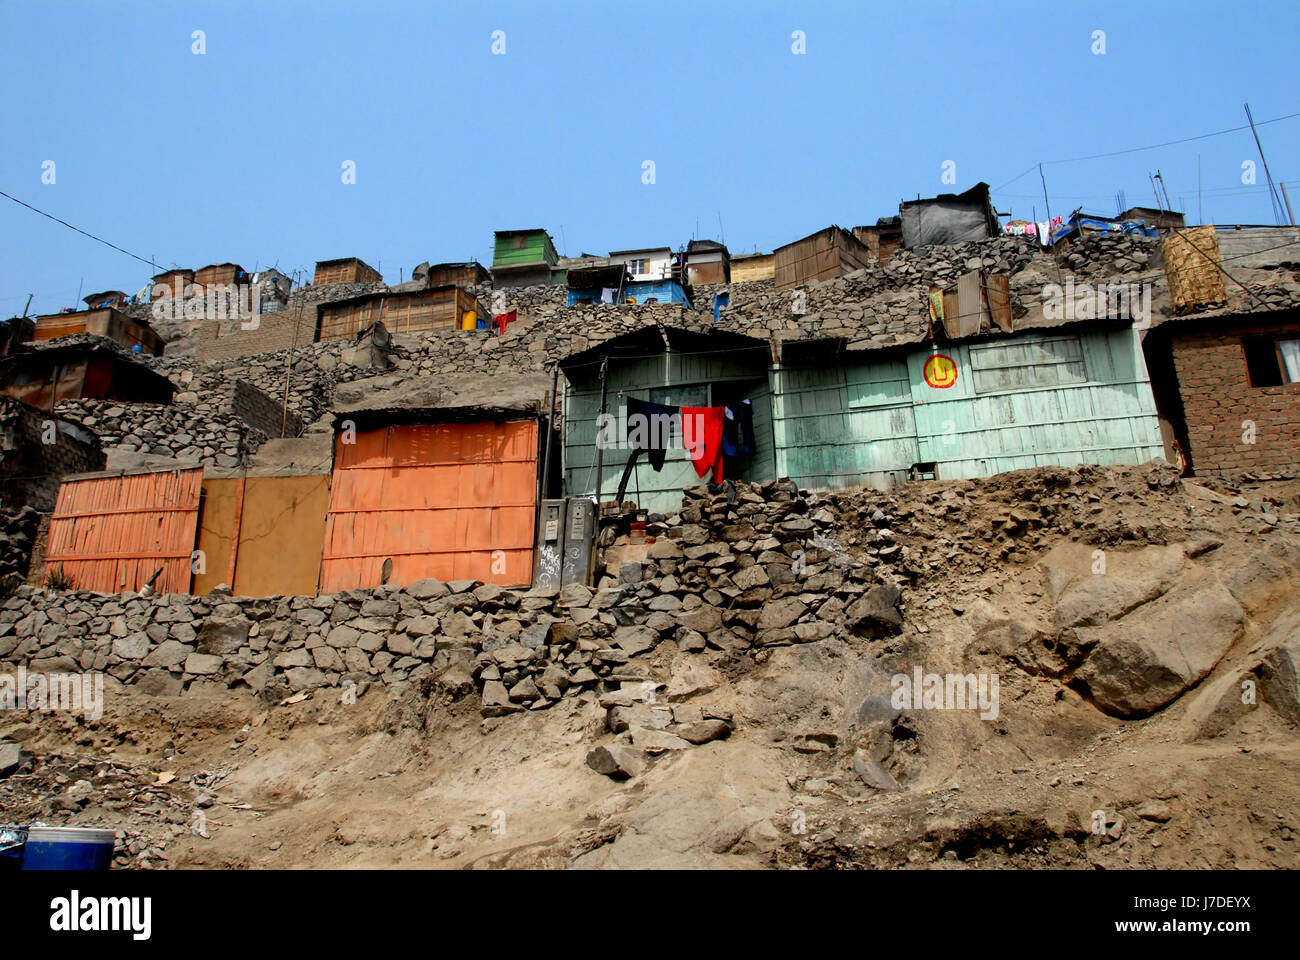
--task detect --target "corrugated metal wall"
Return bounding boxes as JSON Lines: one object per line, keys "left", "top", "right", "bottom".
{"left": 320, "top": 420, "right": 538, "bottom": 591}
{"left": 44, "top": 468, "right": 202, "bottom": 594}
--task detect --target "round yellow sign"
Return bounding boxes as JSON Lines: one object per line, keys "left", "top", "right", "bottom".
{"left": 924, "top": 353, "right": 958, "bottom": 389}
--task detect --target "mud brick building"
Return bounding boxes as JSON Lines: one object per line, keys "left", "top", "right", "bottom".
{"left": 1145, "top": 309, "right": 1300, "bottom": 477}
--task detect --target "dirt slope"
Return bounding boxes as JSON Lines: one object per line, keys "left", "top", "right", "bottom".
{"left": 3, "top": 465, "right": 1299, "bottom": 869}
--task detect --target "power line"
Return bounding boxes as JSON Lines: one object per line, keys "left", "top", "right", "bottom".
{"left": 0, "top": 188, "right": 159, "bottom": 273}
{"left": 991, "top": 111, "right": 1300, "bottom": 198}
{"left": 1043, "top": 110, "right": 1300, "bottom": 166}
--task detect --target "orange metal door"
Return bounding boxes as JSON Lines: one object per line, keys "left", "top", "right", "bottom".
{"left": 320, "top": 420, "right": 537, "bottom": 591}
{"left": 44, "top": 468, "right": 202, "bottom": 593}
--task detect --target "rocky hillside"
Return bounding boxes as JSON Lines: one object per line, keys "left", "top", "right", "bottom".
{"left": 1, "top": 464, "right": 1298, "bottom": 869}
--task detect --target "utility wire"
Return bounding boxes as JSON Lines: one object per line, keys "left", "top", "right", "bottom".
{"left": 0, "top": 189, "right": 159, "bottom": 273}
{"left": 992, "top": 111, "right": 1300, "bottom": 197}
{"left": 1043, "top": 111, "right": 1300, "bottom": 165}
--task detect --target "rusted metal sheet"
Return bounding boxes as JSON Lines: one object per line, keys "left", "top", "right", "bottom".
{"left": 321, "top": 419, "right": 538, "bottom": 591}
{"left": 194, "top": 475, "right": 330, "bottom": 597}
{"left": 193, "top": 477, "right": 241, "bottom": 595}
{"left": 233, "top": 475, "right": 328, "bottom": 596}
{"left": 44, "top": 468, "right": 202, "bottom": 594}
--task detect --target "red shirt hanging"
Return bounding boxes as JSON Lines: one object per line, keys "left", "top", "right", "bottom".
{"left": 681, "top": 406, "right": 726, "bottom": 481}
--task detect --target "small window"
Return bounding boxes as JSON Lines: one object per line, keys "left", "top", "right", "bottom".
{"left": 969, "top": 335, "right": 1087, "bottom": 394}
{"left": 627, "top": 258, "right": 647, "bottom": 276}
{"left": 1243, "top": 336, "right": 1300, "bottom": 387}
{"left": 648, "top": 384, "right": 708, "bottom": 408}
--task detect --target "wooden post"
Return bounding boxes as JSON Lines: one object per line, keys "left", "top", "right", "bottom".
{"left": 593, "top": 357, "right": 609, "bottom": 506}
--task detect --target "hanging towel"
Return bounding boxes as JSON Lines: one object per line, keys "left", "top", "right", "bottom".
{"left": 681, "top": 406, "right": 726, "bottom": 480}
{"left": 601, "top": 287, "right": 616, "bottom": 304}
{"left": 721, "top": 399, "right": 756, "bottom": 457}
{"left": 625, "top": 396, "right": 678, "bottom": 472}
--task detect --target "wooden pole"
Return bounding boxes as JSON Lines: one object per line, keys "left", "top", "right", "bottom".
{"left": 593, "top": 357, "right": 609, "bottom": 506}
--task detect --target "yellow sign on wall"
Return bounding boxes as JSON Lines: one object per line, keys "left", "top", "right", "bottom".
{"left": 923, "top": 353, "right": 958, "bottom": 389}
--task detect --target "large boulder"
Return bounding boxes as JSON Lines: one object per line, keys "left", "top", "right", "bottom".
{"left": 1041, "top": 543, "right": 1186, "bottom": 630}
{"left": 1076, "top": 579, "right": 1244, "bottom": 718}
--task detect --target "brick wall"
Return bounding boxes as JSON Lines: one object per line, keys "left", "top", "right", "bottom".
{"left": 227, "top": 379, "right": 303, "bottom": 439}
{"left": 1171, "top": 319, "right": 1300, "bottom": 477}
{"left": 195, "top": 281, "right": 388, "bottom": 362}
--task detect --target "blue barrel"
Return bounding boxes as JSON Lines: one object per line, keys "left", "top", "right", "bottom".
{"left": 21, "top": 826, "right": 116, "bottom": 870}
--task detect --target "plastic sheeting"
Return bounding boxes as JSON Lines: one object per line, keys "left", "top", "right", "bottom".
{"left": 900, "top": 183, "right": 1000, "bottom": 249}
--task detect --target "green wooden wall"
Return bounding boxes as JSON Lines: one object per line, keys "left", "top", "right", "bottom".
{"left": 563, "top": 350, "right": 774, "bottom": 514}
{"left": 774, "top": 326, "right": 1164, "bottom": 488}
{"left": 493, "top": 230, "right": 557, "bottom": 268}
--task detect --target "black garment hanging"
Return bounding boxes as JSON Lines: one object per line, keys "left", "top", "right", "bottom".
{"left": 625, "top": 395, "right": 678, "bottom": 472}
{"left": 721, "top": 398, "right": 756, "bottom": 457}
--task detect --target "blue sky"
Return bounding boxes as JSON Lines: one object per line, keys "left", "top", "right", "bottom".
{"left": 1, "top": 0, "right": 1296, "bottom": 316}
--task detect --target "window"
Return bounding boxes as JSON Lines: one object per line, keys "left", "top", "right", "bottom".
{"left": 648, "top": 384, "right": 708, "bottom": 408}
{"left": 627, "top": 258, "right": 648, "bottom": 276}
{"left": 969, "top": 335, "right": 1087, "bottom": 394}
{"left": 1243, "top": 336, "right": 1300, "bottom": 387}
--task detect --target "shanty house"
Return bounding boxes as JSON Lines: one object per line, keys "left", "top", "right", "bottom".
{"left": 1142, "top": 308, "right": 1300, "bottom": 478}
{"left": 774, "top": 321, "right": 1163, "bottom": 490}
{"left": 151, "top": 268, "right": 195, "bottom": 298}
{"left": 608, "top": 246, "right": 675, "bottom": 283}
{"left": 82, "top": 290, "right": 127, "bottom": 310}
{"left": 0, "top": 397, "right": 104, "bottom": 513}
{"left": 32, "top": 307, "right": 164, "bottom": 356}
{"left": 558, "top": 318, "right": 1164, "bottom": 512}
{"left": 899, "top": 182, "right": 1001, "bottom": 249}
{"left": 566, "top": 264, "right": 631, "bottom": 306}
{"left": 0, "top": 343, "right": 175, "bottom": 408}
{"left": 560, "top": 327, "right": 777, "bottom": 514}
{"left": 317, "top": 285, "right": 487, "bottom": 341}
{"left": 730, "top": 253, "right": 775, "bottom": 284}
{"left": 492, "top": 229, "right": 561, "bottom": 288}
{"left": 314, "top": 257, "right": 383, "bottom": 286}
{"left": 194, "top": 263, "right": 249, "bottom": 289}
{"left": 685, "top": 240, "right": 730, "bottom": 285}
{"left": 853, "top": 217, "right": 903, "bottom": 266}
{"left": 319, "top": 405, "right": 546, "bottom": 590}
{"left": 426, "top": 262, "right": 491, "bottom": 287}
{"left": 192, "top": 466, "right": 333, "bottom": 597}
{"left": 773, "top": 226, "right": 873, "bottom": 291}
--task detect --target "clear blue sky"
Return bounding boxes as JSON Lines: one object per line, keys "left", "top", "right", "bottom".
{"left": 2, "top": 0, "right": 1296, "bottom": 316}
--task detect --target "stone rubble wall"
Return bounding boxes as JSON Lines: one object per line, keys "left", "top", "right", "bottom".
{"left": 53, "top": 399, "right": 266, "bottom": 469}
{"left": 0, "top": 481, "right": 906, "bottom": 721}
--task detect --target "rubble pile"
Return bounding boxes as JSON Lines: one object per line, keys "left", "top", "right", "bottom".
{"left": 0, "top": 747, "right": 210, "bottom": 870}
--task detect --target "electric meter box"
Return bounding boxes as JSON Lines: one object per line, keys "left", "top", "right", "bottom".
{"left": 532, "top": 499, "right": 567, "bottom": 594}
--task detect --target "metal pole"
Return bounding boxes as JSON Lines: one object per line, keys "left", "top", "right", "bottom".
{"left": 1281, "top": 182, "right": 1297, "bottom": 226}
{"left": 593, "top": 356, "right": 609, "bottom": 506}
{"left": 1245, "top": 102, "right": 1285, "bottom": 224}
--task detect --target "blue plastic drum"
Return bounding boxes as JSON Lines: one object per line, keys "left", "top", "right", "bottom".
{"left": 20, "top": 826, "right": 116, "bottom": 870}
